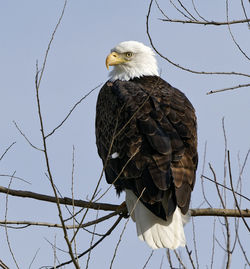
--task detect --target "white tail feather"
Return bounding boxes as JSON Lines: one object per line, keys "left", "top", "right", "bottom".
{"left": 125, "top": 189, "right": 187, "bottom": 250}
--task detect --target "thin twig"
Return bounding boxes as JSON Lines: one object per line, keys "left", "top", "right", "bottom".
{"left": 185, "top": 245, "right": 196, "bottom": 269}
{"left": 71, "top": 146, "right": 78, "bottom": 262}
{"left": 160, "top": 18, "right": 250, "bottom": 25}
{"left": 169, "top": 0, "right": 193, "bottom": 20}
{"left": 34, "top": 0, "right": 80, "bottom": 267}
{"left": 159, "top": 255, "right": 164, "bottom": 269}
{"left": 237, "top": 231, "right": 250, "bottom": 265}
{"left": 201, "top": 175, "right": 250, "bottom": 202}
{"left": 239, "top": 149, "right": 250, "bottom": 177}
{"left": 240, "top": 0, "right": 250, "bottom": 29}
{"left": 155, "top": 0, "right": 170, "bottom": 20}
{"left": 166, "top": 249, "right": 174, "bottom": 269}
{"left": 209, "top": 163, "right": 231, "bottom": 268}
{"left": 85, "top": 211, "right": 99, "bottom": 269}
{"left": 191, "top": 216, "right": 199, "bottom": 268}
{"left": 70, "top": 105, "right": 122, "bottom": 243}
{"left": 52, "top": 215, "right": 123, "bottom": 269}
{"left": 45, "top": 83, "right": 102, "bottom": 138}
{"left": 94, "top": 147, "right": 140, "bottom": 202}
{"left": 142, "top": 250, "right": 154, "bottom": 269}
{"left": 13, "top": 121, "right": 43, "bottom": 151}
{"left": 176, "top": 0, "right": 197, "bottom": 21}
{"left": 210, "top": 218, "right": 216, "bottom": 269}
{"left": 28, "top": 248, "right": 40, "bottom": 269}
{"left": 227, "top": 151, "right": 250, "bottom": 232}
{"left": 207, "top": 83, "right": 250, "bottom": 95}
{"left": 109, "top": 188, "right": 146, "bottom": 269}
{"left": 4, "top": 172, "right": 20, "bottom": 269}
{"left": 44, "top": 237, "right": 80, "bottom": 256}
{"left": 222, "top": 117, "right": 228, "bottom": 208}
{"left": 173, "top": 250, "right": 187, "bottom": 269}
{"left": 0, "top": 174, "right": 31, "bottom": 185}
{"left": 215, "top": 236, "right": 228, "bottom": 253}
{"left": 226, "top": 0, "right": 250, "bottom": 60}
{"left": 0, "top": 212, "right": 115, "bottom": 230}
{"left": 53, "top": 235, "right": 57, "bottom": 268}
{"left": 0, "top": 142, "right": 16, "bottom": 161}
{"left": 200, "top": 141, "right": 212, "bottom": 207}
{"left": 191, "top": 0, "right": 209, "bottom": 22}
{"left": 36, "top": 1, "right": 67, "bottom": 91}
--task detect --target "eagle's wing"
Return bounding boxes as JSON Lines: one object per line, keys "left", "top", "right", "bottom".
{"left": 95, "top": 76, "right": 197, "bottom": 218}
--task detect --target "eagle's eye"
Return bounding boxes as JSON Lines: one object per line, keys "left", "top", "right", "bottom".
{"left": 126, "top": 52, "right": 133, "bottom": 58}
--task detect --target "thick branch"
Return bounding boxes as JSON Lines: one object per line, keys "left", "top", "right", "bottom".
{"left": 0, "top": 260, "right": 9, "bottom": 269}
{"left": 0, "top": 186, "right": 118, "bottom": 212}
{"left": 190, "top": 208, "right": 250, "bottom": 218}
{"left": 0, "top": 186, "right": 249, "bottom": 217}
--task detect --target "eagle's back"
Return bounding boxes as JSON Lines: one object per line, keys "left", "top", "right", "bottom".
{"left": 95, "top": 76, "right": 197, "bottom": 220}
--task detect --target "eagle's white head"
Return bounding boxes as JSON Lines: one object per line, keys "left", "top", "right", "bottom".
{"left": 106, "top": 41, "right": 159, "bottom": 82}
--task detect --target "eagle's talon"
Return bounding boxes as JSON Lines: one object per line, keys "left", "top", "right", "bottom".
{"left": 117, "top": 201, "right": 129, "bottom": 218}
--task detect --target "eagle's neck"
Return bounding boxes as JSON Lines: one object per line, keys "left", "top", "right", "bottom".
{"left": 108, "top": 58, "right": 159, "bottom": 82}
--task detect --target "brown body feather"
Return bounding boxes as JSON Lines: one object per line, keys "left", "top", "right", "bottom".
{"left": 95, "top": 76, "right": 197, "bottom": 220}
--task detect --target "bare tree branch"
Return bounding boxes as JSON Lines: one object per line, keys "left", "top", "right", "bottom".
{"left": 191, "top": 215, "right": 199, "bottom": 268}
{"left": 185, "top": 245, "right": 196, "bottom": 269}
{"left": 166, "top": 249, "right": 174, "bottom": 269}
{"left": 13, "top": 121, "right": 43, "bottom": 151}
{"left": 146, "top": 0, "right": 250, "bottom": 78}
{"left": 36, "top": 1, "right": 67, "bottom": 91}
{"left": 227, "top": 151, "right": 250, "bottom": 232}
{"left": 0, "top": 142, "right": 16, "bottom": 161}
{"left": 45, "top": 83, "right": 102, "bottom": 138}
{"left": 169, "top": 0, "right": 193, "bottom": 20}
{"left": 142, "top": 250, "right": 154, "bottom": 269}
{"left": 0, "top": 174, "right": 31, "bottom": 185}
{"left": 160, "top": 18, "right": 250, "bottom": 26}
{"left": 200, "top": 141, "right": 213, "bottom": 207}
{"left": 0, "top": 260, "right": 9, "bottom": 269}
{"left": 0, "top": 186, "right": 119, "bottom": 211}
{"left": 4, "top": 173, "right": 20, "bottom": 269}
{"left": 110, "top": 188, "right": 146, "bottom": 269}
{"left": 225, "top": 0, "right": 250, "bottom": 61}
{"left": 0, "top": 212, "right": 118, "bottom": 229}
{"left": 85, "top": 211, "right": 98, "bottom": 269}
{"left": 201, "top": 174, "right": 250, "bottom": 202}
{"left": 0, "top": 185, "right": 249, "bottom": 217}
{"left": 240, "top": 0, "right": 250, "bottom": 29}
{"left": 210, "top": 218, "right": 216, "bottom": 269}
{"left": 190, "top": 208, "right": 250, "bottom": 217}
{"left": 28, "top": 248, "right": 40, "bottom": 269}
{"left": 191, "top": 0, "right": 209, "bottom": 22}
{"left": 207, "top": 83, "right": 250, "bottom": 95}
{"left": 52, "top": 215, "right": 123, "bottom": 269}
{"left": 173, "top": 249, "right": 187, "bottom": 269}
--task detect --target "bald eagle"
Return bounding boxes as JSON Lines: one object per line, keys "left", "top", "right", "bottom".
{"left": 95, "top": 41, "right": 197, "bottom": 249}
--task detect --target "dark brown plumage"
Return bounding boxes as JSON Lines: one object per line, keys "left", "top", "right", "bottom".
{"left": 95, "top": 76, "right": 197, "bottom": 220}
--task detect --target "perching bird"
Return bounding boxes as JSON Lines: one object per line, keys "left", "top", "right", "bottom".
{"left": 95, "top": 41, "right": 198, "bottom": 249}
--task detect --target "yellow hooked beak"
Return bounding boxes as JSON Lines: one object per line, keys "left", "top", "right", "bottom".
{"left": 105, "top": 52, "right": 127, "bottom": 70}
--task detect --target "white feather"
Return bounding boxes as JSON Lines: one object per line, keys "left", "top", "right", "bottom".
{"left": 111, "top": 152, "right": 119, "bottom": 159}
{"left": 125, "top": 189, "right": 187, "bottom": 250}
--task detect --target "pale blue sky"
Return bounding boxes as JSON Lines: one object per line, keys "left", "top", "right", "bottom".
{"left": 0, "top": 1, "right": 249, "bottom": 268}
